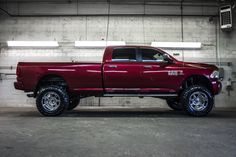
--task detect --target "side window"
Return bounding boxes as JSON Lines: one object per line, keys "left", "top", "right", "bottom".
{"left": 140, "top": 48, "right": 164, "bottom": 62}
{"left": 112, "top": 48, "right": 136, "bottom": 62}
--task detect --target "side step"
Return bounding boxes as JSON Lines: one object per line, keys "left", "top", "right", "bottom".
{"left": 103, "top": 93, "right": 178, "bottom": 98}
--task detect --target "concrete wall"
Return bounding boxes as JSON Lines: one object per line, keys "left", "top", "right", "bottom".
{"left": 0, "top": 16, "right": 218, "bottom": 64}
{"left": 0, "top": 9, "right": 236, "bottom": 108}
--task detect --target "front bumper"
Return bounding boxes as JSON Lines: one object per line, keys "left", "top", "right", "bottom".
{"left": 212, "top": 80, "right": 222, "bottom": 95}
{"left": 14, "top": 81, "right": 24, "bottom": 90}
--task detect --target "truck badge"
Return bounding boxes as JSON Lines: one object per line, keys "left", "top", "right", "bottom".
{"left": 168, "top": 70, "right": 184, "bottom": 76}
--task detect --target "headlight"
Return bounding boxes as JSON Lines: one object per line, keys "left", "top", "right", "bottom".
{"left": 210, "top": 70, "right": 220, "bottom": 79}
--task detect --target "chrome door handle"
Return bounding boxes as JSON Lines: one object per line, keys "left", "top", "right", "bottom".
{"left": 108, "top": 65, "right": 117, "bottom": 68}
{"left": 144, "top": 65, "right": 152, "bottom": 69}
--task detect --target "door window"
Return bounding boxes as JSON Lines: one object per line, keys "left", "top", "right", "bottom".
{"left": 140, "top": 48, "right": 164, "bottom": 62}
{"left": 112, "top": 48, "right": 136, "bottom": 62}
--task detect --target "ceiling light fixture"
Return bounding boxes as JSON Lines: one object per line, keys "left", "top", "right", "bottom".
{"left": 7, "top": 41, "right": 59, "bottom": 47}
{"left": 151, "top": 42, "right": 202, "bottom": 49}
{"left": 75, "top": 41, "right": 126, "bottom": 48}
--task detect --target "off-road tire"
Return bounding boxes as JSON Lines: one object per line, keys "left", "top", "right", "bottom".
{"left": 36, "top": 85, "right": 69, "bottom": 116}
{"left": 180, "top": 85, "right": 214, "bottom": 117}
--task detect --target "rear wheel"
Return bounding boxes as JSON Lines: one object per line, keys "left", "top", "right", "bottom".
{"left": 36, "top": 85, "right": 69, "bottom": 116}
{"left": 166, "top": 98, "right": 182, "bottom": 111}
{"left": 180, "top": 85, "right": 214, "bottom": 117}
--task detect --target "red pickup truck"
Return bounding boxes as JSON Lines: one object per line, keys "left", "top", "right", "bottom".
{"left": 14, "top": 46, "right": 221, "bottom": 116}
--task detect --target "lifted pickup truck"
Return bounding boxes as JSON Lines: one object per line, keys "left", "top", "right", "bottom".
{"left": 14, "top": 46, "right": 221, "bottom": 116}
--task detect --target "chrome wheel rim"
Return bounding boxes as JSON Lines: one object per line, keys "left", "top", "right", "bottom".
{"left": 189, "top": 91, "right": 208, "bottom": 112}
{"left": 41, "top": 92, "right": 61, "bottom": 112}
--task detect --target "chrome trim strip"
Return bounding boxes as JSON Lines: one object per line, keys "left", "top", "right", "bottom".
{"left": 103, "top": 94, "right": 178, "bottom": 97}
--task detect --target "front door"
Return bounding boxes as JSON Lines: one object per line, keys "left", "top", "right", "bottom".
{"left": 138, "top": 48, "right": 174, "bottom": 93}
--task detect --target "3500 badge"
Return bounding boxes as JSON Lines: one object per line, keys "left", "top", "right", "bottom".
{"left": 168, "top": 70, "right": 184, "bottom": 76}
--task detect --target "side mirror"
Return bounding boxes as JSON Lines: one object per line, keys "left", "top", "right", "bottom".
{"left": 163, "top": 54, "right": 173, "bottom": 63}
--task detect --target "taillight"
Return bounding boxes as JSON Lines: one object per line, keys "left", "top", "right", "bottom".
{"left": 16, "top": 65, "right": 21, "bottom": 77}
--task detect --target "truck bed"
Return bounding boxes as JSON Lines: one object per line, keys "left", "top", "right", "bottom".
{"left": 16, "top": 62, "right": 103, "bottom": 94}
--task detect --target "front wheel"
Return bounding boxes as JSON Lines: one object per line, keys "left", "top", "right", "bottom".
{"left": 180, "top": 85, "right": 214, "bottom": 117}
{"left": 36, "top": 85, "right": 69, "bottom": 116}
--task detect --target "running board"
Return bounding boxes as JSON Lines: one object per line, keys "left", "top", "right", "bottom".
{"left": 103, "top": 94, "right": 178, "bottom": 97}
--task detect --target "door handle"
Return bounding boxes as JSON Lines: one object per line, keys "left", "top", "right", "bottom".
{"left": 108, "top": 65, "right": 117, "bottom": 68}
{"left": 144, "top": 65, "right": 152, "bottom": 69}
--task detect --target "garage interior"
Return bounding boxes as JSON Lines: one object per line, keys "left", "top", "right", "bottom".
{"left": 0, "top": 0, "right": 236, "bottom": 157}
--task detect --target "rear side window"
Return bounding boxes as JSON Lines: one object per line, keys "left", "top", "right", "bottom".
{"left": 112, "top": 48, "right": 136, "bottom": 62}
{"left": 140, "top": 48, "right": 164, "bottom": 62}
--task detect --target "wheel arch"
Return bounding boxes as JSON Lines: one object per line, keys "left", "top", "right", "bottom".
{"left": 180, "top": 75, "right": 213, "bottom": 94}
{"left": 34, "top": 74, "right": 68, "bottom": 96}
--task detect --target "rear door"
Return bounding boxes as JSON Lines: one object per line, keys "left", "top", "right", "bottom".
{"left": 103, "top": 47, "right": 142, "bottom": 93}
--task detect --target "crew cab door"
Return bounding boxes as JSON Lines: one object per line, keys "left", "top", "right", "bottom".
{"left": 103, "top": 47, "right": 142, "bottom": 93}
{"left": 138, "top": 48, "right": 174, "bottom": 93}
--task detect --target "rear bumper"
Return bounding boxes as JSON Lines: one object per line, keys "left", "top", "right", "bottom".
{"left": 14, "top": 81, "right": 24, "bottom": 90}
{"left": 212, "top": 80, "right": 222, "bottom": 95}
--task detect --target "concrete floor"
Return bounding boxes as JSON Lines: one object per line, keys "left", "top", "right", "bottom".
{"left": 0, "top": 107, "right": 236, "bottom": 157}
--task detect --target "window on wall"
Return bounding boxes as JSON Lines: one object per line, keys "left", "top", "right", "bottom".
{"left": 140, "top": 48, "right": 164, "bottom": 62}
{"left": 112, "top": 48, "right": 136, "bottom": 62}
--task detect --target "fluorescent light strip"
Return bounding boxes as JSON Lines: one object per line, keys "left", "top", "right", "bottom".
{"left": 7, "top": 41, "right": 59, "bottom": 47}
{"left": 75, "top": 41, "right": 126, "bottom": 48}
{"left": 151, "top": 42, "right": 201, "bottom": 49}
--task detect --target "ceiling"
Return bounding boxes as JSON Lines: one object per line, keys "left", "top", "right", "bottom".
{"left": 1, "top": 0, "right": 219, "bottom": 4}
{"left": 1, "top": 0, "right": 234, "bottom": 16}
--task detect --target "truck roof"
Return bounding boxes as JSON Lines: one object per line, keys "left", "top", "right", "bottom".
{"left": 106, "top": 45, "right": 157, "bottom": 49}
